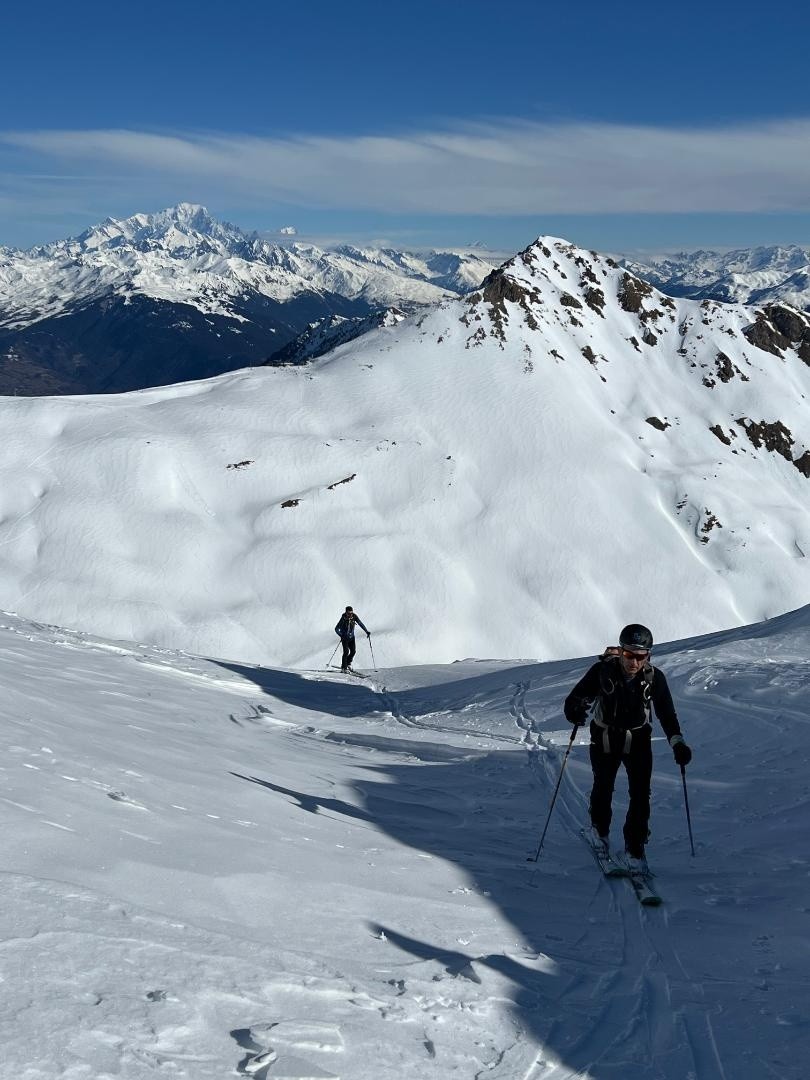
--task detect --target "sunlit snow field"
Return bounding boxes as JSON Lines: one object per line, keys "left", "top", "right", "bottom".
{"left": 0, "top": 607, "right": 807, "bottom": 1079}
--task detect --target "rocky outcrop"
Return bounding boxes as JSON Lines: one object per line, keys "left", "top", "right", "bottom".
{"left": 743, "top": 304, "right": 810, "bottom": 361}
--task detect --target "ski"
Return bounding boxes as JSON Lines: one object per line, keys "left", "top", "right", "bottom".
{"left": 613, "top": 854, "right": 662, "bottom": 906}
{"left": 627, "top": 869, "right": 662, "bottom": 906}
{"left": 327, "top": 665, "right": 369, "bottom": 679}
{"left": 579, "top": 828, "right": 627, "bottom": 878}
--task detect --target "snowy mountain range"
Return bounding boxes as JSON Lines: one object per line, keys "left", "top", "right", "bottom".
{"left": 1, "top": 234, "right": 809, "bottom": 667}
{"left": 624, "top": 244, "right": 810, "bottom": 309}
{"left": 0, "top": 204, "right": 495, "bottom": 394}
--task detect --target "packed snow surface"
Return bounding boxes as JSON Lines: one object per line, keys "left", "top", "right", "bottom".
{"left": 0, "top": 606, "right": 807, "bottom": 1078}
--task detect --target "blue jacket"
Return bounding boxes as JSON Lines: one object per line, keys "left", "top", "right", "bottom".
{"left": 335, "top": 612, "right": 369, "bottom": 640}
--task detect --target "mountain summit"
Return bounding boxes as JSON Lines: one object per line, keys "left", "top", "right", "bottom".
{"left": 0, "top": 205, "right": 496, "bottom": 395}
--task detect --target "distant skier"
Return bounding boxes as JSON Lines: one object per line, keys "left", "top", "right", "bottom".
{"left": 334, "top": 605, "right": 370, "bottom": 673}
{"left": 563, "top": 623, "right": 692, "bottom": 870}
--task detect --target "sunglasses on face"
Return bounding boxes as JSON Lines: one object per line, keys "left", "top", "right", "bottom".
{"left": 621, "top": 648, "right": 649, "bottom": 662}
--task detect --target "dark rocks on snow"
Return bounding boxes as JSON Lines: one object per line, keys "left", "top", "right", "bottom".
{"left": 327, "top": 473, "right": 356, "bottom": 490}
{"left": 735, "top": 418, "right": 794, "bottom": 460}
{"left": 700, "top": 511, "right": 723, "bottom": 543}
{"left": 709, "top": 425, "right": 733, "bottom": 446}
{"left": 479, "top": 270, "right": 541, "bottom": 338}
{"left": 583, "top": 286, "right": 606, "bottom": 315}
{"left": 617, "top": 272, "right": 653, "bottom": 315}
{"left": 642, "top": 329, "right": 658, "bottom": 347}
{"left": 281, "top": 498, "right": 299, "bottom": 508}
{"left": 559, "top": 292, "right": 582, "bottom": 309}
{"left": 743, "top": 304, "right": 810, "bottom": 360}
{"left": 715, "top": 352, "right": 736, "bottom": 383}
{"left": 645, "top": 416, "right": 670, "bottom": 431}
{"left": 581, "top": 345, "right": 597, "bottom": 364}
{"left": 793, "top": 451, "right": 810, "bottom": 478}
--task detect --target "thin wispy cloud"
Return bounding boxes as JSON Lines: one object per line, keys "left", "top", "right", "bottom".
{"left": 3, "top": 118, "right": 810, "bottom": 216}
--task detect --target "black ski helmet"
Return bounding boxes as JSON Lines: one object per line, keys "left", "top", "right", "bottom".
{"left": 619, "top": 623, "right": 653, "bottom": 651}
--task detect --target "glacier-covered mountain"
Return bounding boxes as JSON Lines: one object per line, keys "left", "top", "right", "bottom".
{"left": 0, "top": 204, "right": 495, "bottom": 394}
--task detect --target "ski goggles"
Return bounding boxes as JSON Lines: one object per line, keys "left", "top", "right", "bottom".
{"left": 620, "top": 648, "right": 649, "bottom": 661}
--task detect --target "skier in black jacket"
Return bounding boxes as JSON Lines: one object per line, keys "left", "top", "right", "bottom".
{"left": 334, "top": 606, "right": 370, "bottom": 673}
{"left": 564, "top": 623, "right": 692, "bottom": 868}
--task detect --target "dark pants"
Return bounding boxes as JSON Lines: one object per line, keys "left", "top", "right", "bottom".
{"left": 589, "top": 725, "right": 653, "bottom": 856}
{"left": 340, "top": 637, "right": 356, "bottom": 671}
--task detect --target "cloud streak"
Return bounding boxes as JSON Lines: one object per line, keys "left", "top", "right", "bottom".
{"left": 3, "top": 118, "right": 810, "bottom": 216}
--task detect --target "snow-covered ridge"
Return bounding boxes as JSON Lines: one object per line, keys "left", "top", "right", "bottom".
{"left": 2, "top": 234, "right": 810, "bottom": 667}
{"left": 624, "top": 243, "right": 810, "bottom": 310}
{"left": 0, "top": 203, "right": 496, "bottom": 331}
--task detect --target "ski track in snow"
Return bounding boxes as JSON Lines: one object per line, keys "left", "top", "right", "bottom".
{"left": 0, "top": 613, "right": 807, "bottom": 1077}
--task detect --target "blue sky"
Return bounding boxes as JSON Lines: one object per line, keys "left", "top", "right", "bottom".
{"left": 1, "top": 0, "right": 809, "bottom": 253}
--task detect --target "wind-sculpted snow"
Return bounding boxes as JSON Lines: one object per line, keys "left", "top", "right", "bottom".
{"left": 1, "top": 235, "right": 810, "bottom": 665}
{"left": 0, "top": 609, "right": 806, "bottom": 1078}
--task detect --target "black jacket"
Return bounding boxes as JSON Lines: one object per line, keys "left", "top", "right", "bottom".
{"left": 335, "top": 612, "right": 369, "bottom": 640}
{"left": 564, "top": 657, "right": 681, "bottom": 742}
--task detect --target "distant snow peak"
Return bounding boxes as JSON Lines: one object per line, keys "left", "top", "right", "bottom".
{"left": 626, "top": 244, "right": 810, "bottom": 311}
{"left": 279, "top": 225, "right": 298, "bottom": 236}
{"left": 0, "top": 205, "right": 496, "bottom": 393}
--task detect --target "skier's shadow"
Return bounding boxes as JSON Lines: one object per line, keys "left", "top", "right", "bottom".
{"left": 229, "top": 729, "right": 593, "bottom": 1072}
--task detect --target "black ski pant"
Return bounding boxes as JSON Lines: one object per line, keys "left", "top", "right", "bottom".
{"left": 340, "top": 636, "right": 356, "bottom": 671}
{"left": 588, "top": 725, "right": 652, "bottom": 856}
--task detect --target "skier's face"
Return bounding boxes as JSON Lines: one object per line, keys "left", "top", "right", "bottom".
{"left": 619, "top": 648, "right": 648, "bottom": 675}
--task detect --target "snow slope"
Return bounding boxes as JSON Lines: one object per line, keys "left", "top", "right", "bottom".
{"left": 1, "top": 236, "right": 810, "bottom": 667}
{"left": 0, "top": 606, "right": 806, "bottom": 1079}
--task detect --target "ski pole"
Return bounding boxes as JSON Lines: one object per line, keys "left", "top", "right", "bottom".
{"left": 368, "top": 635, "right": 377, "bottom": 670}
{"left": 680, "top": 764, "right": 696, "bottom": 856}
{"left": 528, "top": 724, "right": 578, "bottom": 862}
{"left": 326, "top": 641, "right": 339, "bottom": 669}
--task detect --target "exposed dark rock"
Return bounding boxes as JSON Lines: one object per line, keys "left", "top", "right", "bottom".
{"left": 793, "top": 451, "right": 810, "bottom": 477}
{"left": 642, "top": 329, "right": 658, "bottom": 347}
{"left": 700, "top": 511, "right": 722, "bottom": 543}
{"left": 743, "top": 311, "right": 790, "bottom": 357}
{"left": 559, "top": 292, "right": 583, "bottom": 309}
{"left": 583, "top": 286, "right": 606, "bottom": 315}
{"left": 579, "top": 264, "right": 599, "bottom": 285}
{"left": 709, "top": 424, "right": 732, "bottom": 445}
{"left": 715, "top": 352, "right": 735, "bottom": 382}
{"left": 735, "top": 418, "right": 794, "bottom": 460}
{"left": 581, "top": 345, "right": 597, "bottom": 364}
{"left": 479, "top": 270, "right": 541, "bottom": 338}
{"left": 281, "top": 498, "right": 299, "bottom": 508}
{"left": 768, "top": 305, "right": 810, "bottom": 341}
{"left": 618, "top": 272, "right": 653, "bottom": 314}
{"left": 628, "top": 336, "right": 641, "bottom": 352}
{"left": 645, "top": 416, "right": 669, "bottom": 431}
{"left": 327, "top": 473, "right": 356, "bottom": 489}
{"left": 226, "top": 460, "right": 254, "bottom": 470}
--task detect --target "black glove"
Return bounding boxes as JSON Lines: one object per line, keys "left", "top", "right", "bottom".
{"left": 672, "top": 739, "right": 692, "bottom": 767}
